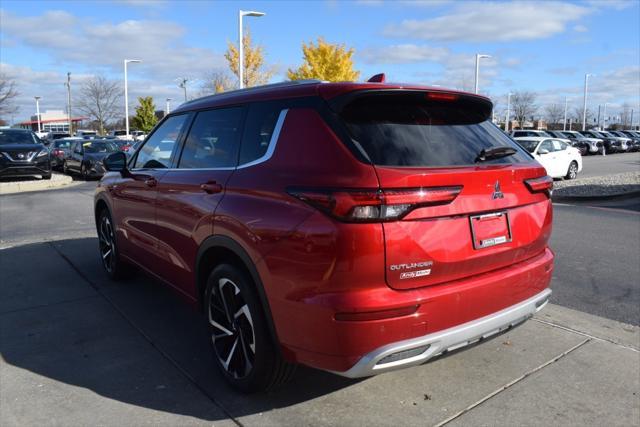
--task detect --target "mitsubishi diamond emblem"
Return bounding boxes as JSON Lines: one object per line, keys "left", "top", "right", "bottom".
{"left": 17, "top": 153, "right": 25, "bottom": 159}
{"left": 492, "top": 181, "right": 504, "bottom": 199}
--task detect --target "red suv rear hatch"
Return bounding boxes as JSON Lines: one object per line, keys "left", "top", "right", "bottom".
{"left": 332, "top": 90, "right": 553, "bottom": 290}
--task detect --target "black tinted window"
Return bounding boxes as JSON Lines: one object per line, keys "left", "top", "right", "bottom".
{"left": 0, "top": 130, "right": 39, "bottom": 144}
{"left": 239, "top": 102, "right": 283, "bottom": 165}
{"left": 178, "top": 108, "right": 243, "bottom": 169}
{"left": 339, "top": 94, "right": 530, "bottom": 167}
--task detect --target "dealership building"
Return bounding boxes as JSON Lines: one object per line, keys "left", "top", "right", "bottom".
{"left": 16, "top": 110, "right": 87, "bottom": 133}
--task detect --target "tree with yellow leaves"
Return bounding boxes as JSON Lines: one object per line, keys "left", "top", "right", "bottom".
{"left": 224, "top": 28, "right": 273, "bottom": 88}
{"left": 287, "top": 38, "right": 360, "bottom": 82}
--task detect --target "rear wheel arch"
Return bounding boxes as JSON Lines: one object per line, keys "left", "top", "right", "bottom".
{"left": 196, "top": 235, "right": 281, "bottom": 354}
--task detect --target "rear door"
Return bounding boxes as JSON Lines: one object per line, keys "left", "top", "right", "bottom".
{"left": 154, "top": 107, "right": 244, "bottom": 296}
{"left": 333, "top": 91, "right": 552, "bottom": 290}
{"left": 536, "top": 139, "right": 560, "bottom": 177}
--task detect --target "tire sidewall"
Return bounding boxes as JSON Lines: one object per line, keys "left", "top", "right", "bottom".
{"left": 204, "top": 264, "right": 275, "bottom": 393}
{"left": 98, "top": 209, "right": 126, "bottom": 279}
{"left": 566, "top": 161, "right": 578, "bottom": 180}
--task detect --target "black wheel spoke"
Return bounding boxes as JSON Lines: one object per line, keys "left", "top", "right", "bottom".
{"left": 209, "top": 277, "right": 256, "bottom": 379}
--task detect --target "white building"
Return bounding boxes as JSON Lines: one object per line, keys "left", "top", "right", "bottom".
{"left": 17, "top": 110, "right": 87, "bottom": 133}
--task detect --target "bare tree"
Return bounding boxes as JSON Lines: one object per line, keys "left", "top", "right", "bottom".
{"left": 198, "top": 70, "right": 234, "bottom": 97}
{"left": 76, "top": 75, "right": 122, "bottom": 135}
{"left": 620, "top": 103, "right": 632, "bottom": 129}
{"left": 572, "top": 107, "right": 595, "bottom": 129}
{"left": 0, "top": 74, "right": 19, "bottom": 117}
{"left": 544, "top": 104, "right": 564, "bottom": 129}
{"left": 511, "top": 91, "right": 537, "bottom": 129}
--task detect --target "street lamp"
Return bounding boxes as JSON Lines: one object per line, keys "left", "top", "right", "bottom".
{"left": 563, "top": 97, "right": 570, "bottom": 131}
{"left": 176, "top": 78, "right": 189, "bottom": 101}
{"left": 582, "top": 73, "right": 594, "bottom": 131}
{"left": 34, "top": 96, "right": 42, "bottom": 133}
{"left": 602, "top": 102, "right": 608, "bottom": 131}
{"left": 166, "top": 98, "right": 172, "bottom": 116}
{"left": 238, "top": 10, "right": 265, "bottom": 89}
{"left": 65, "top": 73, "right": 72, "bottom": 135}
{"left": 505, "top": 92, "right": 512, "bottom": 132}
{"left": 124, "top": 59, "right": 142, "bottom": 138}
{"left": 474, "top": 54, "right": 491, "bottom": 94}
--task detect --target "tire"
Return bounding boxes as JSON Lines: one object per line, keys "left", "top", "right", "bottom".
{"left": 565, "top": 161, "right": 578, "bottom": 180}
{"left": 81, "top": 163, "right": 89, "bottom": 180}
{"left": 97, "top": 208, "right": 132, "bottom": 280}
{"left": 63, "top": 161, "right": 70, "bottom": 175}
{"left": 204, "top": 263, "right": 296, "bottom": 393}
{"left": 42, "top": 172, "right": 52, "bottom": 180}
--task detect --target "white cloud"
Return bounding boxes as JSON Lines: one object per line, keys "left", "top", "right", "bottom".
{"left": 360, "top": 44, "right": 449, "bottom": 64}
{"left": 383, "top": 1, "right": 591, "bottom": 42}
{"left": 573, "top": 24, "right": 588, "bottom": 32}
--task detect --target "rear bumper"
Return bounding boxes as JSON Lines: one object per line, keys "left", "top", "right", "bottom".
{"left": 331, "top": 288, "right": 551, "bottom": 378}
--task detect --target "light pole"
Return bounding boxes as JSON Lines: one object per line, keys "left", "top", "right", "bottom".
{"left": 65, "top": 72, "right": 72, "bottom": 135}
{"left": 177, "top": 78, "right": 189, "bottom": 101}
{"left": 602, "top": 103, "right": 608, "bottom": 131}
{"left": 505, "top": 92, "right": 512, "bottom": 132}
{"left": 582, "top": 73, "right": 594, "bottom": 131}
{"left": 166, "top": 98, "right": 172, "bottom": 116}
{"left": 563, "top": 97, "right": 570, "bottom": 131}
{"left": 474, "top": 54, "right": 491, "bottom": 94}
{"left": 238, "top": 10, "right": 265, "bottom": 89}
{"left": 34, "top": 96, "right": 42, "bottom": 133}
{"left": 124, "top": 59, "right": 142, "bottom": 138}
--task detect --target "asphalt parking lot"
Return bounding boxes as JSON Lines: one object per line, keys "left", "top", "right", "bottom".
{"left": 1, "top": 154, "right": 639, "bottom": 426}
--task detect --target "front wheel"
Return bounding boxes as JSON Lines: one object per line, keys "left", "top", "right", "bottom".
{"left": 81, "top": 164, "right": 89, "bottom": 180}
{"left": 97, "top": 209, "right": 132, "bottom": 280}
{"left": 205, "top": 264, "right": 295, "bottom": 393}
{"left": 63, "top": 161, "right": 70, "bottom": 175}
{"left": 565, "top": 161, "right": 578, "bottom": 180}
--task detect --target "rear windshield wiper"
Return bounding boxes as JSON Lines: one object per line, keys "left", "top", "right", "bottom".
{"left": 475, "top": 146, "right": 517, "bottom": 163}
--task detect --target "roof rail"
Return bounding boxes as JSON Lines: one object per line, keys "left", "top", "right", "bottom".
{"left": 181, "top": 79, "right": 326, "bottom": 107}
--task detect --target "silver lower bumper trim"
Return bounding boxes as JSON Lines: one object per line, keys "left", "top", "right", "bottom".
{"left": 331, "top": 288, "right": 552, "bottom": 378}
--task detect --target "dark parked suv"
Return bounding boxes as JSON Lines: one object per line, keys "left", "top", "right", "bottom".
{"left": 0, "top": 129, "right": 51, "bottom": 180}
{"left": 95, "top": 79, "right": 554, "bottom": 392}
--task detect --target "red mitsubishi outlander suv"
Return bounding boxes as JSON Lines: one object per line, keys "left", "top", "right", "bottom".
{"left": 95, "top": 78, "right": 553, "bottom": 392}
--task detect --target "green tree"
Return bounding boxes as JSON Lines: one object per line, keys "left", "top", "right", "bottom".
{"left": 131, "top": 97, "right": 157, "bottom": 133}
{"left": 288, "top": 38, "right": 360, "bottom": 82}
{"left": 224, "top": 28, "right": 273, "bottom": 88}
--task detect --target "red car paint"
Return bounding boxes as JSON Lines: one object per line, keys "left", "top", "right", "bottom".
{"left": 95, "top": 80, "right": 553, "bottom": 375}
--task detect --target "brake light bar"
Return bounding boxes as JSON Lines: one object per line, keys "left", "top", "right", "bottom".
{"left": 426, "top": 92, "right": 458, "bottom": 102}
{"left": 524, "top": 176, "right": 553, "bottom": 196}
{"left": 288, "top": 186, "right": 462, "bottom": 222}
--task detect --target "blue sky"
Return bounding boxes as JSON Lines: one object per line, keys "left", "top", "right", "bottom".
{"left": 1, "top": 0, "right": 638, "bottom": 123}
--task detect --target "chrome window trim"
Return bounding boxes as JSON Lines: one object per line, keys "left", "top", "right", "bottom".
{"left": 129, "top": 108, "right": 288, "bottom": 173}
{"left": 237, "top": 108, "right": 288, "bottom": 169}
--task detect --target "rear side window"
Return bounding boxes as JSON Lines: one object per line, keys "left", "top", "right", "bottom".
{"left": 338, "top": 93, "right": 530, "bottom": 167}
{"left": 178, "top": 107, "right": 243, "bottom": 169}
{"left": 239, "top": 102, "right": 284, "bottom": 165}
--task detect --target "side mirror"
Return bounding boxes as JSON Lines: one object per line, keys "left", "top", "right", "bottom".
{"left": 538, "top": 148, "right": 550, "bottom": 155}
{"left": 103, "top": 151, "right": 127, "bottom": 173}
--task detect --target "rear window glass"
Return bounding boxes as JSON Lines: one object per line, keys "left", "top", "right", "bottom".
{"left": 339, "top": 93, "right": 531, "bottom": 167}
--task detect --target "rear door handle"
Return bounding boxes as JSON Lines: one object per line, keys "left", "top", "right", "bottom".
{"left": 201, "top": 181, "right": 223, "bottom": 194}
{"left": 145, "top": 177, "right": 158, "bottom": 188}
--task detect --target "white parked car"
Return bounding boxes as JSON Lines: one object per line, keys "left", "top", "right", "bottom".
{"left": 515, "top": 137, "right": 582, "bottom": 180}
{"left": 510, "top": 129, "right": 571, "bottom": 145}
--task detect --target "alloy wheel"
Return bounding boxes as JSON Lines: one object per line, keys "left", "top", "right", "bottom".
{"left": 98, "top": 214, "right": 115, "bottom": 273}
{"left": 208, "top": 278, "right": 256, "bottom": 379}
{"left": 569, "top": 163, "right": 578, "bottom": 179}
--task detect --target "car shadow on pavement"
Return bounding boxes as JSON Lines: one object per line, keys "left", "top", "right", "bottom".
{"left": 0, "top": 238, "right": 360, "bottom": 423}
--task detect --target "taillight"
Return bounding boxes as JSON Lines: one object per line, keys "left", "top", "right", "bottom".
{"left": 426, "top": 92, "right": 458, "bottom": 101}
{"left": 288, "top": 186, "right": 462, "bottom": 222}
{"left": 524, "top": 176, "right": 553, "bottom": 197}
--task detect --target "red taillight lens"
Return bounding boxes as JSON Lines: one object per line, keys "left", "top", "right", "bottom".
{"left": 288, "top": 186, "right": 462, "bottom": 222}
{"left": 524, "top": 176, "right": 553, "bottom": 196}
{"left": 335, "top": 304, "right": 419, "bottom": 321}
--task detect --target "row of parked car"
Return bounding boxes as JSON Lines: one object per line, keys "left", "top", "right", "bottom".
{"left": 510, "top": 129, "right": 640, "bottom": 155}
{"left": 0, "top": 128, "right": 140, "bottom": 181}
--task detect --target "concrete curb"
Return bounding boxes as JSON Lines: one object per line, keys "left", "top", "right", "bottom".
{"left": 0, "top": 173, "right": 77, "bottom": 195}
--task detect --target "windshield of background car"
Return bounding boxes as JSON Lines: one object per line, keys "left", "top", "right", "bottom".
{"left": 516, "top": 139, "right": 539, "bottom": 153}
{"left": 338, "top": 92, "right": 531, "bottom": 167}
{"left": 82, "top": 141, "right": 118, "bottom": 153}
{"left": 0, "top": 130, "right": 40, "bottom": 144}
{"left": 54, "top": 140, "right": 72, "bottom": 148}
